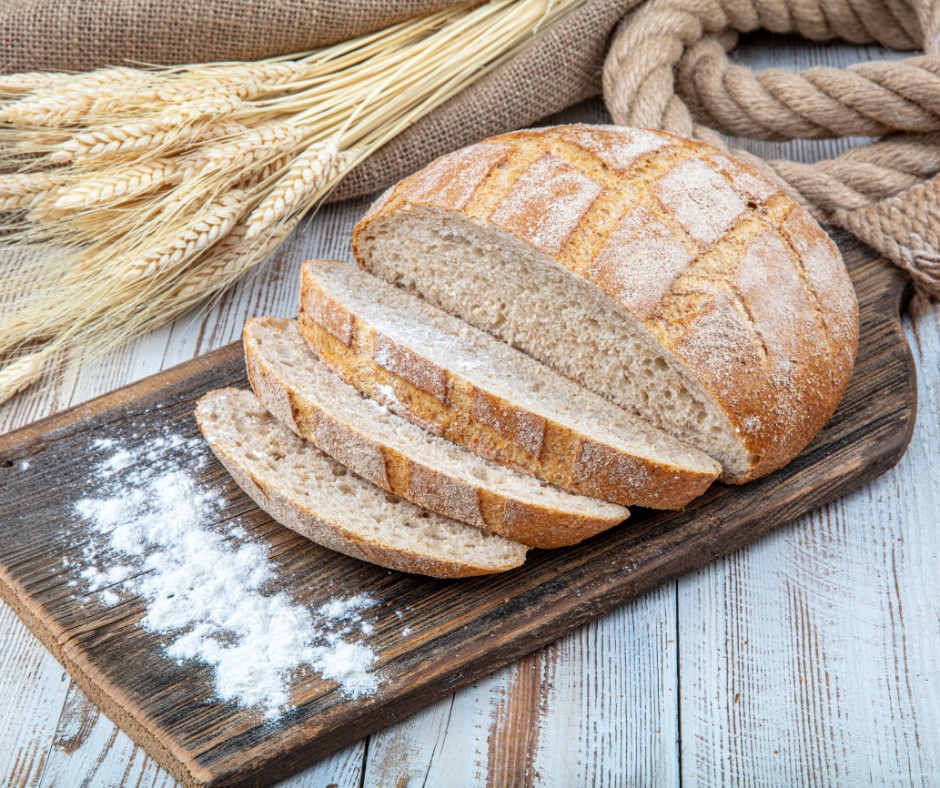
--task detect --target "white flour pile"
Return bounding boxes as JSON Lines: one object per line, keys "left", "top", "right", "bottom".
{"left": 74, "top": 434, "right": 379, "bottom": 720}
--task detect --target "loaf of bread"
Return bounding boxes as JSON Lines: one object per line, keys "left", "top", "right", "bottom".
{"left": 244, "top": 316, "right": 629, "bottom": 548}
{"left": 298, "top": 259, "right": 721, "bottom": 509}
{"left": 352, "top": 124, "right": 859, "bottom": 483}
{"left": 195, "top": 388, "right": 528, "bottom": 578}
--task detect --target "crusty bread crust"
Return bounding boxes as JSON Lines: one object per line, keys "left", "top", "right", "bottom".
{"left": 352, "top": 124, "right": 860, "bottom": 483}
{"left": 298, "top": 262, "right": 720, "bottom": 509}
{"left": 244, "top": 317, "right": 628, "bottom": 548}
{"left": 195, "top": 389, "right": 526, "bottom": 579}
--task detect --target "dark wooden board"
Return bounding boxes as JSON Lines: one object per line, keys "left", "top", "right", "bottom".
{"left": 0, "top": 233, "right": 916, "bottom": 788}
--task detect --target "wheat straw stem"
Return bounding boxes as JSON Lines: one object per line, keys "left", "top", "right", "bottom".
{"left": 341, "top": 0, "right": 579, "bottom": 148}
{"left": 285, "top": 0, "right": 558, "bottom": 126}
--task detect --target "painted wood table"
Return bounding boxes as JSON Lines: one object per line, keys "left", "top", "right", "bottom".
{"left": 1, "top": 34, "right": 938, "bottom": 787}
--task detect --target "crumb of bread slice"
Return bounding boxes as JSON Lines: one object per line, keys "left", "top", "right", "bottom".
{"left": 245, "top": 316, "right": 628, "bottom": 548}
{"left": 298, "top": 259, "right": 721, "bottom": 509}
{"left": 195, "top": 388, "right": 527, "bottom": 578}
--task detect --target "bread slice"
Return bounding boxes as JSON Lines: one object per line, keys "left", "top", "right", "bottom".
{"left": 298, "top": 259, "right": 720, "bottom": 509}
{"left": 195, "top": 388, "right": 527, "bottom": 578}
{"left": 352, "top": 125, "right": 859, "bottom": 483}
{"left": 245, "top": 317, "right": 628, "bottom": 548}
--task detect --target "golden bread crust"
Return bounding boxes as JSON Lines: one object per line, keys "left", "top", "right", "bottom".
{"left": 195, "top": 389, "right": 526, "bottom": 578}
{"left": 352, "top": 124, "right": 860, "bottom": 483}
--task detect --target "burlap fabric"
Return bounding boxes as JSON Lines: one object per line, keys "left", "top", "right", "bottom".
{"left": 3, "top": 0, "right": 939, "bottom": 306}
{"left": 0, "top": 1, "right": 466, "bottom": 72}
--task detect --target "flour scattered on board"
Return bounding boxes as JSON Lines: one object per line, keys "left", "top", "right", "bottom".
{"left": 73, "top": 434, "right": 380, "bottom": 720}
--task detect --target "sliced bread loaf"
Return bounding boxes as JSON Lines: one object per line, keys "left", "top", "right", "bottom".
{"left": 352, "top": 124, "right": 859, "bottom": 483}
{"left": 298, "top": 259, "right": 720, "bottom": 509}
{"left": 195, "top": 388, "right": 527, "bottom": 578}
{"left": 245, "top": 316, "right": 628, "bottom": 548}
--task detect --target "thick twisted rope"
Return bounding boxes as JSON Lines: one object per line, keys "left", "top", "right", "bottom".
{"left": 602, "top": 0, "right": 940, "bottom": 311}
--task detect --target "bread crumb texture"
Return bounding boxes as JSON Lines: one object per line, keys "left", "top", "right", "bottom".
{"left": 353, "top": 124, "right": 859, "bottom": 483}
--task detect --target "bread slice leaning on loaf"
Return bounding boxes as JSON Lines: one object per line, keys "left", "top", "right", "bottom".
{"left": 298, "top": 259, "right": 720, "bottom": 509}
{"left": 195, "top": 388, "right": 527, "bottom": 578}
{"left": 352, "top": 124, "right": 860, "bottom": 483}
{"left": 244, "top": 316, "right": 628, "bottom": 548}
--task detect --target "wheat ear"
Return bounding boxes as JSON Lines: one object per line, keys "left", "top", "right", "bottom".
{"left": 244, "top": 134, "right": 346, "bottom": 238}
{"left": 52, "top": 158, "right": 179, "bottom": 209}
{"left": 51, "top": 99, "right": 247, "bottom": 162}
{"left": 0, "top": 348, "right": 54, "bottom": 404}
{"left": 202, "top": 123, "right": 310, "bottom": 172}
{"left": 0, "top": 173, "right": 69, "bottom": 210}
{"left": 0, "top": 72, "right": 64, "bottom": 95}
{"left": 33, "top": 67, "right": 144, "bottom": 95}
{"left": 123, "top": 190, "right": 248, "bottom": 279}
{"left": 0, "top": 94, "right": 98, "bottom": 126}
{"left": 232, "top": 154, "right": 292, "bottom": 189}
{"left": 145, "top": 62, "right": 316, "bottom": 103}
{"left": 176, "top": 217, "right": 300, "bottom": 299}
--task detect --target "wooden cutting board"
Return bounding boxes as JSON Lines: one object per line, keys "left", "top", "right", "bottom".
{"left": 0, "top": 232, "right": 916, "bottom": 788}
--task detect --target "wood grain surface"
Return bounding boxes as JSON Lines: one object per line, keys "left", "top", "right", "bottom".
{"left": 1, "top": 33, "right": 938, "bottom": 788}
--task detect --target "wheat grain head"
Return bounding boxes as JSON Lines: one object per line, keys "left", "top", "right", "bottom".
{"left": 0, "top": 172, "right": 69, "bottom": 210}
{"left": 123, "top": 190, "right": 249, "bottom": 279}
{"left": 52, "top": 158, "right": 179, "bottom": 209}
{"left": 50, "top": 99, "right": 248, "bottom": 162}
{"left": 202, "top": 123, "right": 310, "bottom": 173}
{"left": 175, "top": 216, "right": 299, "bottom": 299}
{"left": 244, "top": 134, "right": 342, "bottom": 238}
{"left": 0, "top": 347, "right": 54, "bottom": 405}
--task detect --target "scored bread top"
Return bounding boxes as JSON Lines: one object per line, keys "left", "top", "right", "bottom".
{"left": 298, "top": 259, "right": 720, "bottom": 509}
{"left": 353, "top": 124, "right": 860, "bottom": 482}
{"left": 195, "top": 388, "right": 527, "bottom": 578}
{"left": 243, "top": 316, "right": 629, "bottom": 548}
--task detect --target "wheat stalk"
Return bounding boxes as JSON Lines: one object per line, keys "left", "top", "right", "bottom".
{"left": 0, "top": 172, "right": 69, "bottom": 210}
{"left": 0, "top": 347, "right": 54, "bottom": 403}
{"left": 51, "top": 158, "right": 178, "bottom": 209}
{"left": 0, "top": 0, "right": 586, "bottom": 405}
{"left": 123, "top": 190, "right": 248, "bottom": 279}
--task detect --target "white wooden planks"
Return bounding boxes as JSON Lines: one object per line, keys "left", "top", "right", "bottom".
{"left": 0, "top": 604, "right": 71, "bottom": 788}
